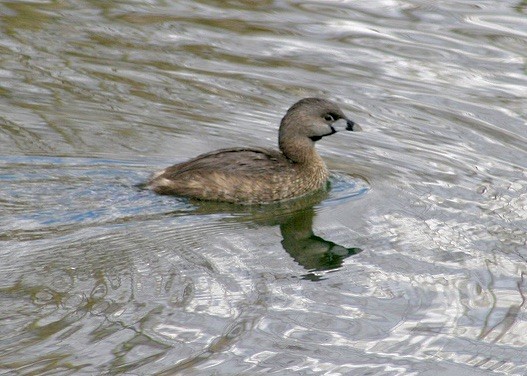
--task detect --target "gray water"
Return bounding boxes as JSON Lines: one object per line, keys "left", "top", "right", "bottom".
{"left": 1, "top": 1, "right": 526, "bottom": 375}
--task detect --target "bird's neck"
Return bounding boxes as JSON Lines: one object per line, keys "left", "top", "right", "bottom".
{"left": 279, "top": 136, "right": 320, "bottom": 164}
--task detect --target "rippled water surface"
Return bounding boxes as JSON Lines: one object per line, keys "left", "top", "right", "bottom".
{"left": 1, "top": 1, "right": 527, "bottom": 375}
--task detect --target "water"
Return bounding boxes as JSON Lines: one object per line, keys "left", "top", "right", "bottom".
{"left": 1, "top": 1, "right": 526, "bottom": 375}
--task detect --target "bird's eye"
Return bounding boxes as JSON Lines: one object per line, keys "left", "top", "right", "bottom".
{"left": 324, "top": 114, "right": 335, "bottom": 122}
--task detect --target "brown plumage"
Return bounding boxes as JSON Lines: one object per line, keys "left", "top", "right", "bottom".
{"left": 148, "top": 98, "right": 358, "bottom": 204}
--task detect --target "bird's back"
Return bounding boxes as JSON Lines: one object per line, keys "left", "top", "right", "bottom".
{"left": 148, "top": 147, "right": 328, "bottom": 204}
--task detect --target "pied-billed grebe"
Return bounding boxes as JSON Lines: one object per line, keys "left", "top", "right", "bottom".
{"left": 148, "top": 97, "right": 358, "bottom": 204}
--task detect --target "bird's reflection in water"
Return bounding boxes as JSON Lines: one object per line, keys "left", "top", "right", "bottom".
{"left": 177, "top": 188, "right": 363, "bottom": 281}
{"left": 279, "top": 207, "right": 362, "bottom": 281}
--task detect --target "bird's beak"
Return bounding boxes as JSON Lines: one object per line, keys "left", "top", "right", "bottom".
{"left": 346, "top": 119, "right": 361, "bottom": 131}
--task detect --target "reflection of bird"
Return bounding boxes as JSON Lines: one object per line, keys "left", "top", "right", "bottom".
{"left": 280, "top": 208, "right": 362, "bottom": 274}
{"left": 148, "top": 98, "right": 357, "bottom": 204}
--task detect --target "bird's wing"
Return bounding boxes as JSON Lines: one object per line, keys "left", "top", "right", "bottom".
{"left": 159, "top": 147, "right": 291, "bottom": 178}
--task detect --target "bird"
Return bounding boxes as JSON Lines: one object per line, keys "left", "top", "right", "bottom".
{"left": 148, "top": 97, "right": 358, "bottom": 204}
